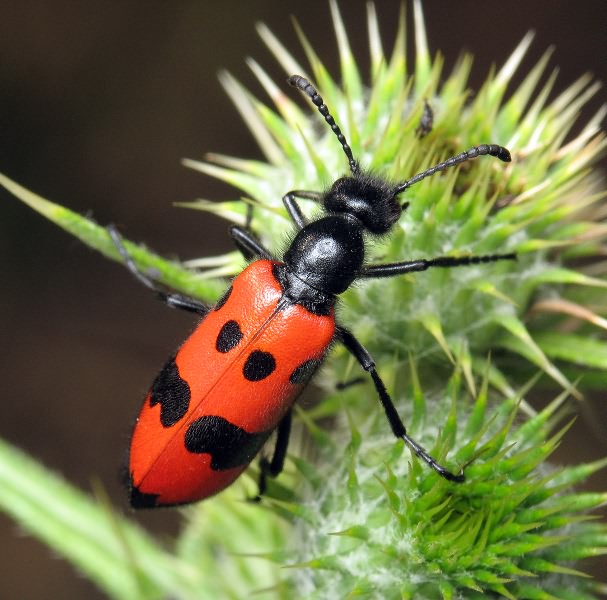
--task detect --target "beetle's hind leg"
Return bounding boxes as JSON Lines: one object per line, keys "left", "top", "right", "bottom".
{"left": 108, "top": 225, "right": 211, "bottom": 315}
{"left": 251, "top": 410, "right": 292, "bottom": 501}
{"left": 335, "top": 325, "right": 465, "bottom": 483}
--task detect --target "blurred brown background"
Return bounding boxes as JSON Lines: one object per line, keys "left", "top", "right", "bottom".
{"left": 0, "top": 1, "right": 604, "bottom": 598}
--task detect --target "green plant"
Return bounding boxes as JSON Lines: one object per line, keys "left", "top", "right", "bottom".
{"left": 1, "top": 1, "right": 605, "bottom": 598}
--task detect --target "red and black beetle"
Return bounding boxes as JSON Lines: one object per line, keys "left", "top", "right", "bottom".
{"left": 112, "top": 75, "right": 514, "bottom": 508}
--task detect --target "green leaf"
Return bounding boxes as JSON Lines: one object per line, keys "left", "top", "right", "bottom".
{"left": 0, "top": 172, "right": 224, "bottom": 302}
{"left": 492, "top": 313, "right": 580, "bottom": 399}
{"left": 219, "top": 71, "right": 285, "bottom": 166}
{"left": 0, "top": 438, "right": 199, "bottom": 600}
{"left": 529, "top": 267, "right": 607, "bottom": 289}
{"left": 533, "top": 331, "right": 607, "bottom": 370}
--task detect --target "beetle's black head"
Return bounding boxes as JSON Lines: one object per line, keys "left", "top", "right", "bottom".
{"left": 289, "top": 74, "right": 512, "bottom": 237}
{"left": 324, "top": 172, "right": 402, "bottom": 234}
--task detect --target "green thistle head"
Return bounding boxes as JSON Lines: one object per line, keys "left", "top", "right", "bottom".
{"left": 0, "top": 1, "right": 605, "bottom": 599}
{"left": 183, "top": 1, "right": 605, "bottom": 400}
{"left": 172, "top": 2, "right": 607, "bottom": 597}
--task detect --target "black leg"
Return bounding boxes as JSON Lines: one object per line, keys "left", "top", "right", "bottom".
{"left": 335, "top": 376, "right": 365, "bottom": 390}
{"left": 335, "top": 325, "right": 465, "bottom": 482}
{"left": 229, "top": 225, "right": 274, "bottom": 260}
{"left": 108, "top": 226, "right": 210, "bottom": 315}
{"left": 244, "top": 203, "right": 254, "bottom": 229}
{"left": 361, "top": 252, "right": 516, "bottom": 279}
{"left": 282, "top": 190, "right": 323, "bottom": 230}
{"left": 256, "top": 410, "right": 293, "bottom": 498}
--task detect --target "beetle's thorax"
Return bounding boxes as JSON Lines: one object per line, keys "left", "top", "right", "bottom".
{"left": 274, "top": 214, "right": 364, "bottom": 314}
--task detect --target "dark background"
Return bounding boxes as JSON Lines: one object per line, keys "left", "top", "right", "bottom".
{"left": 0, "top": 2, "right": 604, "bottom": 598}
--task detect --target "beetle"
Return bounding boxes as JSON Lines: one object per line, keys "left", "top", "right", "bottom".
{"left": 112, "top": 74, "right": 515, "bottom": 508}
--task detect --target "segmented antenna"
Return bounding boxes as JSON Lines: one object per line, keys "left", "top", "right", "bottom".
{"left": 288, "top": 75, "right": 358, "bottom": 175}
{"left": 394, "top": 144, "right": 511, "bottom": 195}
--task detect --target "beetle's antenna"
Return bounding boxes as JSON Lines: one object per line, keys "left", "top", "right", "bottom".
{"left": 394, "top": 144, "right": 511, "bottom": 195}
{"left": 288, "top": 74, "right": 359, "bottom": 175}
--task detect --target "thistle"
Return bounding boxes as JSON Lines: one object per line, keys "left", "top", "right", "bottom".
{"left": 0, "top": 1, "right": 605, "bottom": 599}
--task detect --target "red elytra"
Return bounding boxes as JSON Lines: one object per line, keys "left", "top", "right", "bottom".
{"left": 129, "top": 260, "right": 334, "bottom": 507}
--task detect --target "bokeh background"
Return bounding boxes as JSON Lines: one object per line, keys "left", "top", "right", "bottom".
{"left": 1, "top": 1, "right": 604, "bottom": 598}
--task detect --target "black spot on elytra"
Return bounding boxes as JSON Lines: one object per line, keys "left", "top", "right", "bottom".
{"left": 149, "top": 356, "right": 191, "bottom": 428}
{"left": 184, "top": 415, "right": 271, "bottom": 470}
{"left": 214, "top": 285, "right": 233, "bottom": 311}
{"left": 216, "top": 320, "right": 243, "bottom": 353}
{"left": 129, "top": 474, "right": 160, "bottom": 509}
{"left": 289, "top": 358, "right": 321, "bottom": 385}
{"left": 243, "top": 350, "right": 276, "bottom": 381}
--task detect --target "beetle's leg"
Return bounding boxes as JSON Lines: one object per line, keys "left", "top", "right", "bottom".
{"left": 229, "top": 225, "right": 274, "bottom": 261}
{"left": 335, "top": 377, "right": 366, "bottom": 390}
{"left": 244, "top": 203, "right": 254, "bottom": 229}
{"left": 108, "top": 226, "right": 210, "bottom": 315}
{"left": 254, "top": 410, "right": 293, "bottom": 500}
{"left": 245, "top": 189, "right": 321, "bottom": 236}
{"left": 335, "top": 325, "right": 465, "bottom": 482}
{"left": 282, "top": 190, "right": 323, "bottom": 230}
{"left": 361, "top": 252, "right": 516, "bottom": 278}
